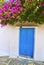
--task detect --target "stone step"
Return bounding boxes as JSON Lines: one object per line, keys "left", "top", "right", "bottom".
{"left": 0, "top": 56, "right": 9, "bottom": 62}
{"left": 0, "top": 56, "right": 44, "bottom": 65}
{"left": 0, "top": 56, "right": 12, "bottom": 65}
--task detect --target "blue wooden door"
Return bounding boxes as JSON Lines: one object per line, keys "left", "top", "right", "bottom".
{"left": 19, "top": 28, "right": 35, "bottom": 58}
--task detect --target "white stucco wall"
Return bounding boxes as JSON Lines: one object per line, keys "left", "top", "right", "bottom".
{"left": 9, "top": 26, "right": 19, "bottom": 58}
{"left": 0, "top": 26, "right": 10, "bottom": 56}
{"left": 0, "top": 25, "right": 19, "bottom": 58}
{"left": 0, "top": 26, "right": 44, "bottom": 61}
{"left": 34, "top": 27, "right": 44, "bottom": 61}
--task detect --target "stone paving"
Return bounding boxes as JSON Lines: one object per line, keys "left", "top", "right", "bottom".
{"left": 0, "top": 56, "right": 11, "bottom": 65}
{"left": 0, "top": 56, "right": 44, "bottom": 65}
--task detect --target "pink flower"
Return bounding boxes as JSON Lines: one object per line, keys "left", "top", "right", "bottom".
{"left": 11, "top": 6, "right": 23, "bottom": 13}
{"left": 42, "top": 11, "right": 44, "bottom": 14}
{"left": 9, "top": 0, "right": 14, "bottom": 2}
{"left": 15, "top": 1, "right": 20, "bottom": 6}
{"left": 0, "top": 0, "right": 23, "bottom": 26}
{"left": 9, "top": 7, "right": 18, "bottom": 13}
{"left": 1, "top": 23, "right": 7, "bottom": 27}
{"left": 12, "top": 7, "right": 16, "bottom": 10}
{"left": 7, "top": 18, "right": 11, "bottom": 21}
{"left": 0, "top": 7, "right": 3, "bottom": 13}
{"left": 12, "top": 16, "right": 15, "bottom": 18}
{"left": 12, "top": 14, "right": 15, "bottom": 18}
{"left": 40, "top": 3, "right": 44, "bottom": 6}
{"left": 3, "top": 3, "right": 9, "bottom": 11}
{"left": 14, "top": 9, "right": 18, "bottom": 13}
{"left": 9, "top": 8, "right": 15, "bottom": 13}
{"left": 17, "top": 11, "right": 20, "bottom": 14}
{"left": 12, "top": 7, "right": 17, "bottom": 12}
{"left": 0, "top": 15, "right": 2, "bottom": 19}
{"left": 4, "top": 14, "right": 10, "bottom": 18}
{"left": 18, "top": 7, "right": 23, "bottom": 12}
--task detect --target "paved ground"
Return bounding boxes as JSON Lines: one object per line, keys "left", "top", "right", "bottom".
{"left": 0, "top": 56, "right": 44, "bottom": 65}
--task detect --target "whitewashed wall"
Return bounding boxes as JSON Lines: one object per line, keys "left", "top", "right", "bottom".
{"left": 0, "top": 26, "right": 10, "bottom": 56}
{"left": 0, "top": 25, "right": 19, "bottom": 58}
{"left": 34, "top": 27, "right": 44, "bottom": 61}
{"left": 9, "top": 26, "right": 19, "bottom": 58}
{"left": 0, "top": 26, "right": 44, "bottom": 61}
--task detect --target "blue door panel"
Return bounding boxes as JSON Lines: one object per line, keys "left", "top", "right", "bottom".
{"left": 19, "top": 28, "right": 35, "bottom": 57}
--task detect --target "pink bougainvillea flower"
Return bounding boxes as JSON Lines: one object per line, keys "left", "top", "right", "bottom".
{"left": 3, "top": 2, "right": 9, "bottom": 7}
{"left": 9, "top": 0, "right": 14, "bottom": 2}
{"left": 4, "top": 14, "right": 10, "bottom": 18}
{"left": 12, "top": 7, "right": 17, "bottom": 12}
{"left": 40, "top": 3, "right": 44, "bottom": 6}
{"left": 9, "top": 8, "right": 15, "bottom": 13}
{"left": 0, "top": 0, "right": 23, "bottom": 26}
{"left": 15, "top": 1, "right": 21, "bottom": 6}
{"left": 18, "top": 7, "right": 23, "bottom": 12}
{"left": 0, "top": 13, "right": 2, "bottom": 15}
{"left": 7, "top": 18, "right": 11, "bottom": 21}
{"left": 3, "top": 3, "right": 9, "bottom": 11}
{"left": 0, "top": 13, "right": 3, "bottom": 19}
{"left": 42, "top": 11, "right": 44, "bottom": 14}
{"left": 0, "top": 7, "right": 3, "bottom": 13}
{"left": 0, "top": 15, "right": 2, "bottom": 19}
{"left": 12, "top": 6, "right": 16, "bottom": 10}
{"left": 12, "top": 13, "right": 15, "bottom": 18}
{"left": 12, "top": 6, "right": 23, "bottom": 13}
{"left": 1, "top": 23, "right": 7, "bottom": 27}
{"left": 12, "top": 16, "right": 15, "bottom": 18}
{"left": 17, "top": 11, "right": 21, "bottom": 14}
{"left": 9, "top": 7, "right": 18, "bottom": 13}
{"left": 3, "top": 2, "right": 11, "bottom": 7}
{"left": 14, "top": 9, "right": 18, "bottom": 13}
{"left": 0, "top": 19, "right": 1, "bottom": 23}
{"left": 20, "top": 7, "right": 23, "bottom": 12}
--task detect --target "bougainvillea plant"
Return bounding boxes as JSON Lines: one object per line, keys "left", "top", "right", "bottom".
{"left": 0, "top": 0, "right": 44, "bottom": 26}
{"left": 0, "top": 0, "right": 23, "bottom": 26}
